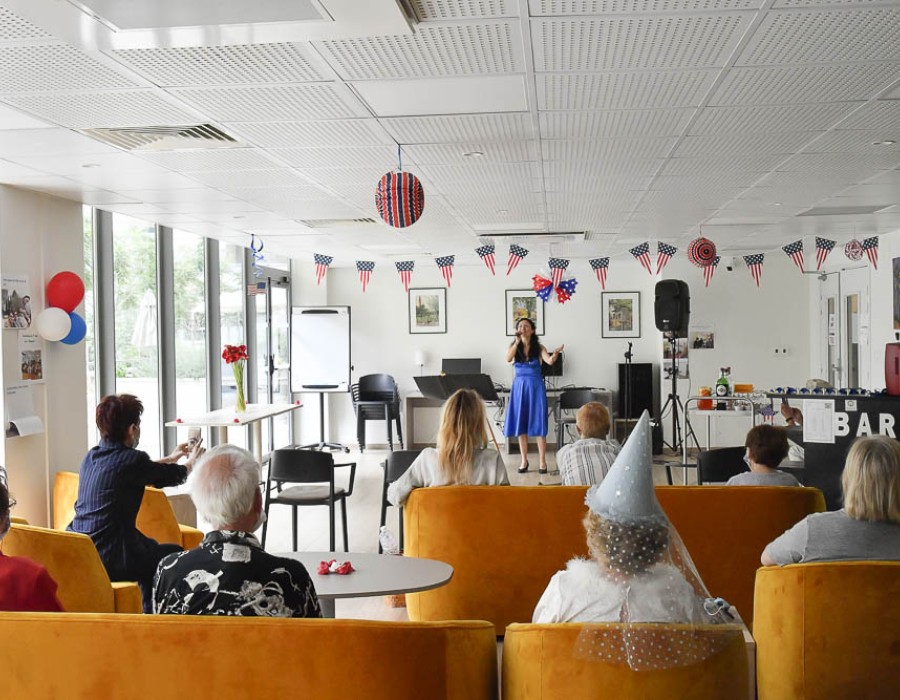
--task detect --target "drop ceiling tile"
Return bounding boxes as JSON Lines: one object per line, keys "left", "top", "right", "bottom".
{"left": 537, "top": 71, "right": 718, "bottom": 110}
{"left": 411, "top": 0, "right": 518, "bottom": 19}
{"left": 543, "top": 137, "right": 677, "bottom": 161}
{"left": 690, "top": 102, "right": 866, "bottom": 134}
{"left": 226, "top": 186, "right": 339, "bottom": 205}
{"left": 674, "top": 131, "right": 821, "bottom": 157}
{"left": 316, "top": 22, "right": 524, "bottom": 80}
{"left": 711, "top": 64, "right": 900, "bottom": 105}
{"left": 660, "top": 154, "right": 788, "bottom": 176}
{"left": 653, "top": 172, "right": 764, "bottom": 189}
{"left": 138, "top": 149, "right": 280, "bottom": 172}
{"left": 530, "top": 0, "right": 762, "bottom": 12}
{"left": 0, "top": 5, "right": 52, "bottom": 40}
{"left": 0, "top": 90, "right": 200, "bottom": 129}
{"left": 380, "top": 113, "right": 535, "bottom": 143}
{"left": 422, "top": 161, "right": 541, "bottom": 182}
{"left": 533, "top": 13, "right": 753, "bottom": 71}
{"left": 13, "top": 151, "right": 175, "bottom": 176}
{"left": 352, "top": 75, "right": 527, "bottom": 117}
{"left": 806, "top": 130, "right": 900, "bottom": 155}
{"left": 0, "top": 159, "right": 51, "bottom": 180}
{"left": 170, "top": 84, "right": 369, "bottom": 121}
{"left": 108, "top": 42, "right": 330, "bottom": 86}
{"left": 74, "top": 169, "right": 204, "bottom": 191}
{"left": 837, "top": 101, "right": 900, "bottom": 131}
{"left": 0, "top": 128, "right": 119, "bottom": 157}
{"left": 269, "top": 145, "right": 400, "bottom": 169}
{"left": 738, "top": 6, "right": 900, "bottom": 66}
{"left": 544, "top": 158, "right": 663, "bottom": 178}
{"left": 540, "top": 109, "right": 694, "bottom": 139}
{"left": 401, "top": 141, "right": 538, "bottom": 164}
{"left": 0, "top": 44, "right": 137, "bottom": 92}
{"left": 0, "top": 103, "right": 53, "bottom": 130}
{"left": 227, "top": 120, "right": 393, "bottom": 148}
{"left": 117, "top": 188, "right": 238, "bottom": 204}
{"left": 185, "top": 169, "right": 312, "bottom": 189}
{"left": 777, "top": 152, "right": 900, "bottom": 180}
{"left": 292, "top": 166, "right": 384, "bottom": 184}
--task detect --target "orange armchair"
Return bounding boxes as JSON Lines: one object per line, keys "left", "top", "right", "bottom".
{"left": 53, "top": 471, "right": 202, "bottom": 549}
{"left": 754, "top": 562, "right": 900, "bottom": 699}
{"left": 0, "top": 524, "right": 142, "bottom": 613}
{"left": 503, "top": 622, "right": 749, "bottom": 700}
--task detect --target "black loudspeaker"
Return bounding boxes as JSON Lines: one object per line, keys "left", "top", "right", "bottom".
{"left": 618, "top": 363, "right": 654, "bottom": 419}
{"left": 654, "top": 279, "right": 690, "bottom": 337}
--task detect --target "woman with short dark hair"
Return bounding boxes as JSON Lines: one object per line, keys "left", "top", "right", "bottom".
{"left": 68, "top": 394, "right": 203, "bottom": 612}
{"left": 726, "top": 424, "right": 800, "bottom": 486}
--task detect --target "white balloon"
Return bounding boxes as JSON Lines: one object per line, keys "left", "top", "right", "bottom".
{"left": 35, "top": 307, "right": 71, "bottom": 342}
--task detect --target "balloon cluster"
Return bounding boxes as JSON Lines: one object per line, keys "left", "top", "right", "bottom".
{"left": 35, "top": 272, "right": 86, "bottom": 345}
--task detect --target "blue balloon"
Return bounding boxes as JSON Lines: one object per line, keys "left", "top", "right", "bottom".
{"left": 60, "top": 312, "right": 86, "bottom": 345}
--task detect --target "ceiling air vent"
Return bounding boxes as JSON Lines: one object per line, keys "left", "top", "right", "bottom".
{"left": 79, "top": 124, "right": 243, "bottom": 152}
{"left": 298, "top": 217, "right": 378, "bottom": 228}
{"left": 482, "top": 231, "right": 587, "bottom": 244}
{"left": 796, "top": 205, "right": 891, "bottom": 217}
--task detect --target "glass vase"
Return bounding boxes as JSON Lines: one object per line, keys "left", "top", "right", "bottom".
{"left": 233, "top": 362, "right": 246, "bottom": 413}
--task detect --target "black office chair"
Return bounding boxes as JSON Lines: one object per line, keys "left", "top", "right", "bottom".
{"left": 555, "top": 389, "right": 610, "bottom": 448}
{"left": 378, "top": 449, "right": 422, "bottom": 553}
{"left": 351, "top": 374, "right": 403, "bottom": 452}
{"left": 696, "top": 446, "right": 746, "bottom": 484}
{"left": 261, "top": 449, "right": 356, "bottom": 552}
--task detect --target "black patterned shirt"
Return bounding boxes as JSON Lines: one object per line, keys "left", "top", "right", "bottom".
{"left": 153, "top": 531, "right": 321, "bottom": 618}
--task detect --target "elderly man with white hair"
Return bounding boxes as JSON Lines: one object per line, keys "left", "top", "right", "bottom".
{"left": 152, "top": 445, "right": 320, "bottom": 617}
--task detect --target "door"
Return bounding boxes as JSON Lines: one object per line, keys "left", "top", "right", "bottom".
{"left": 819, "top": 274, "right": 840, "bottom": 386}
{"left": 818, "top": 268, "right": 870, "bottom": 388}
{"left": 254, "top": 270, "right": 292, "bottom": 456}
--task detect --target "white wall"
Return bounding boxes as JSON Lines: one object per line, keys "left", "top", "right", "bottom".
{"left": 1, "top": 186, "right": 87, "bottom": 525}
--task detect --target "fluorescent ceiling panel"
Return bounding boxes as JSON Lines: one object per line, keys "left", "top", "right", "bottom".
{"left": 352, "top": 75, "right": 527, "bottom": 117}
{"left": 78, "top": 0, "right": 325, "bottom": 30}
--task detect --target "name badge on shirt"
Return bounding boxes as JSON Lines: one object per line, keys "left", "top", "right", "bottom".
{"left": 222, "top": 543, "right": 251, "bottom": 563}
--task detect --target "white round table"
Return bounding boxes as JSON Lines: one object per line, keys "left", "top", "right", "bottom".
{"left": 278, "top": 551, "right": 453, "bottom": 617}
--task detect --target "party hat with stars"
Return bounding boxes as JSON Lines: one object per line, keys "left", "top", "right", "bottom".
{"left": 586, "top": 410, "right": 664, "bottom": 524}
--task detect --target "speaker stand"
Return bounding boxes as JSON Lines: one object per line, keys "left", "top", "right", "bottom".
{"left": 660, "top": 334, "right": 700, "bottom": 457}
{"left": 622, "top": 342, "right": 634, "bottom": 434}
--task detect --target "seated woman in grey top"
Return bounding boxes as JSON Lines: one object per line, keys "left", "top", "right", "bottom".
{"left": 726, "top": 424, "right": 800, "bottom": 487}
{"left": 762, "top": 435, "right": 900, "bottom": 565}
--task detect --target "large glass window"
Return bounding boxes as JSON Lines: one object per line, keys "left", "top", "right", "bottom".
{"left": 173, "top": 231, "right": 207, "bottom": 420}
{"left": 219, "top": 242, "right": 247, "bottom": 448}
{"left": 83, "top": 206, "right": 97, "bottom": 445}
{"left": 113, "top": 214, "right": 161, "bottom": 458}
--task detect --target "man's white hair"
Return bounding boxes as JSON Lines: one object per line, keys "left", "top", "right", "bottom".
{"left": 189, "top": 444, "right": 261, "bottom": 530}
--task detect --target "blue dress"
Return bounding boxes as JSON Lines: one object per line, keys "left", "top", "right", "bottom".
{"left": 504, "top": 357, "right": 548, "bottom": 437}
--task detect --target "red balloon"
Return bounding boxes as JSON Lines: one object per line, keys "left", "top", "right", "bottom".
{"left": 46, "top": 271, "right": 85, "bottom": 312}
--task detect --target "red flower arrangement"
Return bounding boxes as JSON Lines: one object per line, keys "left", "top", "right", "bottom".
{"left": 222, "top": 344, "right": 248, "bottom": 364}
{"left": 223, "top": 344, "right": 248, "bottom": 412}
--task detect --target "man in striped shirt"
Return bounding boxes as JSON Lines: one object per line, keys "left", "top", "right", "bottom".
{"left": 557, "top": 402, "right": 621, "bottom": 486}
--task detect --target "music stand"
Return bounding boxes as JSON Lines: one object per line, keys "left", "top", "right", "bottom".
{"left": 414, "top": 374, "right": 502, "bottom": 452}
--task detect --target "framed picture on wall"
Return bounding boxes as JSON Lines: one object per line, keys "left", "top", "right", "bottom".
{"left": 408, "top": 287, "right": 447, "bottom": 334}
{"left": 602, "top": 291, "right": 641, "bottom": 338}
{"left": 506, "top": 289, "right": 545, "bottom": 336}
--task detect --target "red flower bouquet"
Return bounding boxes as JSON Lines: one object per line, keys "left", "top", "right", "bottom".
{"left": 223, "top": 344, "right": 248, "bottom": 412}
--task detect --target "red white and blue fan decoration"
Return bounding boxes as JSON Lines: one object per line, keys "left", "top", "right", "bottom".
{"left": 629, "top": 242, "right": 653, "bottom": 275}
{"left": 703, "top": 256, "right": 720, "bottom": 288}
{"left": 356, "top": 260, "right": 375, "bottom": 292}
{"left": 374, "top": 147, "right": 425, "bottom": 228}
{"left": 396, "top": 260, "right": 414, "bottom": 292}
{"left": 507, "top": 244, "right": 529, "bottom": 275}
{"left": 657, "top": 242, "right": 677, "bottom": 275}
{"left": 744, "top": 253, "right": 764, "bottom": 287}
{"left": 533, "top": 259, "right": 578, "bottom": 305}
{"left": 815, "top": 237, "right": 836, "bottom": 270}
{"left": 589, "top": 257, "right": 609, "bottom": 289}
{"left": 845, "top": 239, "right": 863, "bottom": 261}
{"left": 435, "top": 255, "right": 455, "bottom": 287}
{"left": 687, "top": 237, "right": 717, "bottom": 267}
{"left": 476, "top": 244, "right": 496, "bottom": 275}
{"left": 782, "top": 240, "right": 804, "bottom": 273}
{"left": 314, "top": 253, "right": 333, "bottom": 285}
{"left": 862, "top": 236, "right": 879, "bottom": 269}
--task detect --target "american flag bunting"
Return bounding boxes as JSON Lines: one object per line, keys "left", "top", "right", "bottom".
{"left": 356, "top": 260, "right": 375, "bottom": 292}
{"left": 657, "top": 242, "right": 677, "bottom": 275}
{"left": 548, "top": 257, "right": 570, "bottom": 287}
{"left": 435, "top": 255, "right": 455, "bottom": 287}
{"left": 862, "top": 236, "right": 879, "bottom": 269}
{"left": 703, "top": 256, "right": 720, "bottom": 288}
{"left": 507, "top": 244, "right": 529, "bottom": 275}
{"left": 396, "top": 260, "right": 414, "bottom": 292}
{"left": 475, "top": 244, "right": 496, "bottom": 275}
{"left": 630, "top": 242, "right": 653, "bottom": 275}
{"left": 314, "top": 253, "right": 333, "bottom": 285}
{"left": 782, "top": 240, "right": 804, "bottom": 273}
{"left": 815, "top": 237, "right": 836, "bottom": 271}
{"left": 744, "top": 253, "right": 764, "bottom": 287}
{"left": 589, "top": 258, "right": 609, "bottom": 289}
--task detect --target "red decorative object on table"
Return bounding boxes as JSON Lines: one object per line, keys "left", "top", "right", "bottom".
{"left": 318, "top": 559, "right": 355, "bottom": 575}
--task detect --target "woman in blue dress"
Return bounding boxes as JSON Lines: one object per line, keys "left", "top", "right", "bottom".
{"left": 504, "top": 318, "right": 564, "bottom": 474}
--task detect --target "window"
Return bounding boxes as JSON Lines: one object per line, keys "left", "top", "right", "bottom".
{"left": 219, "top": 242, "right": 247, "bottom": 448}
{"left": 83, "top": 206, "right": 97, "bottom": 445}
{"left": 174, "top": 231, "right": 208, "bottom": 420}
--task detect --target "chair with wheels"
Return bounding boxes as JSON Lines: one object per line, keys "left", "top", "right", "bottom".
{"left": 379, "top": 449, "right": 421, "bottom": 553}
{"left": 696, "top": 446, "right": 747, "bottom": 484}
{"left": 352, "top": 374, "right": 403, "bottom": 452}
{"left": 261, "top": 449, "right": 356, "bottom": 552}
{"left": 555, "top": 389, "right": 609, "bottom": 448}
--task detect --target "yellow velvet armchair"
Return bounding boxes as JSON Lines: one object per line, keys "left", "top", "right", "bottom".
{"left": 502, "top": 623, "right": 749, "bottom": 700}
{"left": 0, "top": 524, "right": 142, "bottom": 613}
{"left": 53, "top": 470, "right": 203, "bottom": 549}
{"left": 0, "top": 614, "right": 498, "bottom": 699}
{"left": 754, "top": 561, "right": 900, "bottom": 700}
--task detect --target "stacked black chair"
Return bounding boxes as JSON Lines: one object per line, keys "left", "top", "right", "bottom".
{"left": 351, "top": 374, "right": 403, "bottom": 452}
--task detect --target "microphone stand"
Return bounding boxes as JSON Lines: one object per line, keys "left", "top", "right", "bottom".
{"left": 623, "top": 342, "right": 633, "bottom": 439}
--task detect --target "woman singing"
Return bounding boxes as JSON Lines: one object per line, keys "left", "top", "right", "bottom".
{"left": 504, "top": 318, "right": 564, "bottom": 474}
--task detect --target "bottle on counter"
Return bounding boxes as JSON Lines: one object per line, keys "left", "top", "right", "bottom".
{"left": 698, "top": 386, "right": 713, "bottom": 410}
{"left": 716, "top": 367, "right": 731, "bottom": 410}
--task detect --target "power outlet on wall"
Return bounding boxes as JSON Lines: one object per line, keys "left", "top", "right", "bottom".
{"left": 773, "top": 347, "right": 791, "bottom": 357}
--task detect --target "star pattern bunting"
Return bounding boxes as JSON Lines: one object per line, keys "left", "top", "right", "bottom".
{"left": 862, "top": 236, "right": 879, "bottom": 269}
{"left": 782, "top": 240, "right": 804, "bottom": 273}
{"left": 356, "top": 260, "right": 375, "bottom": 292}
{"left": 630, "top": 242, "right": 653, "bottom": 275}
{"left": 744, "top": 253, "right": 764, "bottom": 287}
{"left": 703, "top": 256, "right": 720, "bottom": 288}
{"left": 548, "top": 258, "right": 570, "bottom": 287}
{"left": 657, "top": 242, "right": 677, "bottom": 275}
{"left": 589, "top": 257, "right": 609, "bottom": 289}
{"left": 395, "top": 260, "right": 414, "bottom": 292}
{"left": 314, "top": 253, "right": 333, "bottom": 285}
{"left": 435, "top": 255, "right": 455, "bottom": 287}
{"left": 475, "top": 244, "right": 496, "bottom": 275}
{"left": 815, "top": 237, "right": 836, "bottom": 271}
{"left": 507, "top": 244, "right": 529, "bottom": 275}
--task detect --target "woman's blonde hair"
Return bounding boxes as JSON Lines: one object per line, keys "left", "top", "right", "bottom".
{"left": 437, "top": 388, "right": 487, "bottom": 484}
{"left": 842, "top": 435, "right": 900, "bottom": 523}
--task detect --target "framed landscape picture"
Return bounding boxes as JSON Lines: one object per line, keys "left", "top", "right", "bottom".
{"left": 602, "top": 291, "right": 641, "bottom": 338}
{"left": 506, "top": 289, "right": 545, "bottom": 336}
{"left": 408, "top": 287, "right": 447, "bottom": 334}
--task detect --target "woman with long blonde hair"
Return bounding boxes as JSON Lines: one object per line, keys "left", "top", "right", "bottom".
{"left": 388, "top": 389, "right": 509, "bottom": 506}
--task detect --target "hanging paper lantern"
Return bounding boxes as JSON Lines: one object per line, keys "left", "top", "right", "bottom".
{"left": 687, "top": 237, "right": 717, "bottom": 267}
{"left": 375, "top": 171, "right": 425, "bottom": 228}
{"left": 46, "top": 271, "right": 85, "bottom": 312}
{"left": 60, "top": 312, "right": 86, "bottom": 345}
{"left": 35, "top": 307, "right": 71, "bottom": 341}
{"left": 844, "top": 239, "right": 863, "bottom": 261}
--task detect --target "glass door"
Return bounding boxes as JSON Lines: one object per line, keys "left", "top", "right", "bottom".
{"left": 820, "top": 274, "right": 840, "bottom": 386}
{"left": 254, "top": 269, "right": 292, "bottom": 456}
{"left": 819, "top": 267, "right": 870, "bottom": 389}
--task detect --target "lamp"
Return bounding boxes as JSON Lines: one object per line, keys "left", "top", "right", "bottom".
{"left": 414, "top": 349, "right": 426, "bottom": 376}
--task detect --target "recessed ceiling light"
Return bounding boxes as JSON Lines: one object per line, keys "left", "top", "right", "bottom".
{"left": 872, "top": 140, "right": 896, "bottom": 146}
{"left": 773, "top": 202, "right": 782, "bottom": 207}
{"left": 463, "top": 151, "right": 485, "bottom": 158}
{"left": 233, "top": 215, "right": 245, "bottom": 220}
{"left": 497, "top": 209, "right": 508, "bottom": 215}
{"left": 81, "top": 163, "right": 101, "bottom": 168}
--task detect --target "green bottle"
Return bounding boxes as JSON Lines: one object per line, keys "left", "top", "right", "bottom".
{"left": 715, "top": 368, "right": 730, "bottom": 410}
